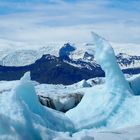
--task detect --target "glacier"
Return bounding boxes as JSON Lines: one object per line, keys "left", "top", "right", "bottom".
{"left": 0, "top": 32, "right": 140, "bottom": 139}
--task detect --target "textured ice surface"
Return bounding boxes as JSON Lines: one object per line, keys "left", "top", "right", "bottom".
{"left": 0, "top": 72, "right": 74, "bottom": 140}
{"left": 91, "top": 32, "right": 132, "bottom": 94}
{"left": 128, "top": 74, "right": 140, "bottom": 95}
{"left": 66, "top": 32, "right": 140, "bottom": 131}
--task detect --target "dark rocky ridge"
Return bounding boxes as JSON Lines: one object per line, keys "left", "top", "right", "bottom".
{"left": 0, "top": 52, "right": 140, "bottom": 85}
{"left": 0, "top": 54, "right": 104, "bottom": 85}
{"left": 0, "top": 43, "right": 140, "bottom": 85}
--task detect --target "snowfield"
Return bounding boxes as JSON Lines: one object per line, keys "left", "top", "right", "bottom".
{"left": 0, "top": 38, "right": 140, "bottom": 68}
{"left": 0, "top": 33, "right": 140, "bottom": 139}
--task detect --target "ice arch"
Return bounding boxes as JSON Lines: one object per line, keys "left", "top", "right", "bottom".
{"left": 66, "top": 32, "right": 133, "bottom": 130}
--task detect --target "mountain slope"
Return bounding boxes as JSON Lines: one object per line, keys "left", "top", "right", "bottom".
{"left": 0, "top": 42, "right": 140, "bottom": 69}
{"left": 0, "top": 53, "right": 140, "bottom": 85}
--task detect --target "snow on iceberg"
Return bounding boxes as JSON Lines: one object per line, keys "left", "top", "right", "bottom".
{"left": 66, "top": 32, "right": 140, "bottom": 131}
{"left": 0, "top": 72, "right": 74, "bottom": 140}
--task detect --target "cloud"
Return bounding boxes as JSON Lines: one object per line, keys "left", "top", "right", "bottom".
{"left": 0, "top": 0, "right": 139, "bottom": 44}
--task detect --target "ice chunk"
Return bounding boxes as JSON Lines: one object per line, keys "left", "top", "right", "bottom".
{"left": 20, "top": 71, "right": 31, "bottom": 82}
{"left": 76, "top": 79, "right": 91, "bottom": 88}
{"left": 0, "top": 72, "right": 74, "bottom": 139}
{"left": 128, "top": 74, "right": 140, "bottom": 95}
{"left": 91, "top": 32, "right": 132, "bottom": 94}
{"left": 66, "top": 32, "right": 133, "bottom": 130}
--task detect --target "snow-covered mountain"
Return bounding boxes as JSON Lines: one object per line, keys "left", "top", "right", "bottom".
{"left": 117, "top": 53, "right": 140, "bottom": 68}
{"left": 0, "top": 42, "right": 139, "bottom": 85}
{"left": 0, "top": 41, "right": 139, "bottom": 71}
{"left": 0, "top": 50, "right": 42, "bottom": 66}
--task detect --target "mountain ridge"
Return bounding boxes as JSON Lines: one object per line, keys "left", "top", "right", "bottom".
{"left": 0, "top": 52, "right": 140, "bottom": 85}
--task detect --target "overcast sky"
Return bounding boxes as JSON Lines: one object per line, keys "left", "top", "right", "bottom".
{"left": 0, "top": 0, "right": 140, "bottom": 44}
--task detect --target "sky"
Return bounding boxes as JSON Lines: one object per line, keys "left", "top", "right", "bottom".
{"left": 0, "top": 0, "right": 140, "bottom": 44}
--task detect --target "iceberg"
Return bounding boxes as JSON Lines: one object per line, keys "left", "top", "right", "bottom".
{"left": 91, "top": 32, "right": 132, "bottom": 94}
{"left": 128, "top": 74, "right": 140, "bottom": 95}
{"left": 0, "top": 72, "right": 74, "bottom": 139}
{"left": 66, "top": 32, "right": 140, "bottom": 131}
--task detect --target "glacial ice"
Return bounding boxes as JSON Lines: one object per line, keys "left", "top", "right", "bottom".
{"left": 0, "top": 72, "right": 74, "bottom": 140}
{"left": 91, "top": 32, "right": 132, "bottom": 94}
{"left": 66, "top": 32, "right": 140, "bottom": 131}
{"left": 128, "top": 74, "right": 140, "bottom": 95}
{"left": 0, "top": 32, "right": 140, "bottom": 139}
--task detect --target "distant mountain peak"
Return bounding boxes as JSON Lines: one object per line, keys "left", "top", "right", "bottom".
{"left": 59, "top": 43, "right": 76, "bottom": 60}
